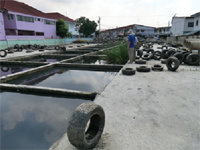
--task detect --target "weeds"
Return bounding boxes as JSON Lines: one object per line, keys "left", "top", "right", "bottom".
{"left": 103, "top": 43, "right": 128, "bottom": 64}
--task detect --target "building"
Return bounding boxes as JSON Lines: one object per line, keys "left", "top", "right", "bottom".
{"left": 46, "top": 12, "right": 78, "bottom": 38}
{"left": 171, "top": 12, "right": 200, "bottom": 36}
{"left": 0, "top": 0, "right": 77, "bottom": 40}
{"left": 100, "top": 24, "right": 155, "bottom": 39}
{"left": 154, "top": 26, "right": 171, "bottom": 39}
{"left": 0, "top": 10, "right": 6, "bottom": 40}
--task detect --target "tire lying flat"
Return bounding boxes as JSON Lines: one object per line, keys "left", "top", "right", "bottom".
{"left": 122, "top": 68, "right": 136, "bottom": 75}
{"left": 136, "top": 65, "right": 151, "bottom": 72}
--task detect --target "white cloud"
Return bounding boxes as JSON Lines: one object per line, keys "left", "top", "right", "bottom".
{"left": 16, "top": 0, "right": 200, "bottom": 29}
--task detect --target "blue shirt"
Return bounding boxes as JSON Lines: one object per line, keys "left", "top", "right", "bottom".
{"left": 128, "top": 35, "right": 136, "bottom": 48}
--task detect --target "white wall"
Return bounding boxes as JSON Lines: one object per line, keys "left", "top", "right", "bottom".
{"left": 183, "top": 18, "right": 194, "bottom": 33}
{"left": 171, "top": 17, "right": 185, "bottom": 36}
{"left": 0, "top": 12, "right": 6, "bottom": 40}
{"left": 193, "top": 16, "right": 200, "bottom": 31}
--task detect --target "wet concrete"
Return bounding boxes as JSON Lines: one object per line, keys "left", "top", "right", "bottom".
{"left": 50, "top": 44, "right": 200, "bottom": 150}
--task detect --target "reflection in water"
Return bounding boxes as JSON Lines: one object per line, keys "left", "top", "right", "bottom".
{"left": 24, "top": 70, "right": 117, "bottom": 92}
{"left": 73, "top": 58, "right": 107, "bottom": 64}
{"left": 0, "top": 66, "right": 33, "bottom": 77}
{"left": 0, "top": 92, "right": 89, "bottom": 149}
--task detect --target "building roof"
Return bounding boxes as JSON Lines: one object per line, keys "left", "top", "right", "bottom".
{"left": 191, "top": 12, "right": 200, "bottom": 17}
{"left": 0, "top": 0, "right": 76, "bottom": 23}
{"left": 0, "top": 0, "right": 51, "bottom": 18}
{"left": 45, "top": 12, "right": 77, "bottom": 23}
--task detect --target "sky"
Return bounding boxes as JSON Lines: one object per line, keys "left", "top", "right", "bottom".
{"left": 16, "top": 0, "right": 199, "bottom": 30}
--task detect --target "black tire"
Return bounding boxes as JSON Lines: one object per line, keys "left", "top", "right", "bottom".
{"left": 162, "top": 45, "right": 168, "bottom": 50}
{"left": 186, "top": 53, "right": 199, "bottom": 65}
{"left": 26, "top": 50, "right": 34, "bottom": 53}
{"left": 136, "top": 65, "right": 151, "bottom": 72}
{"left": 153, "top": 51, "right": 162, "bottom": 60}
{"left": 0, "top": 50, "right": 7, "bottom": 57}
{"left": 7, "top": 50, "right": 14, "bottom": 54}
{"left": 183, "top": 53, "right": 190, "bottom": 64}
{"left": 147, "top": 49, "right": 154, "bottom": 54}
{"left": 14, "top": 44, "right": 19, "bottom": 49}
{"left": 166, "top": 57, "right": 180, "bottom": 71}
{"left": 67, "top": 102, "right": 105, "bottom": 149}
{"left": 55, "top": 46, "right": 60, "bottom": 50}
{"left": 161, "top": 49, "right": 169, "bottom": 59}
{"left": 167, "top": 49, "right": 176, "bottom": 57}
{"left": 173, "top": 52, "right": 184, "bottom": 64}
{"left": 137, "top": 50, "right": 143, "bottom": 58}
{"left": 122, "top": 68, "right": 136, "bottom": 75}
{"left": 1, "top": 67, "right": 9, "bottom": 72}
{"left": 135, "top": 59, "right": 146, "bottom": 64}
{"left": 62, "top": 46, "right": 66, "bottom": 50}
{"left": 161, "top": 59, "right": 167, "bottom": 64}
{"left": 142, "top": 53, "right": 152, "bottom": 60}
{"left": 152, "top": 64, "right": 163, "bottom": 71}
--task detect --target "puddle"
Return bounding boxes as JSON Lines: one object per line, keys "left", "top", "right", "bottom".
{"left": 0, "top": 91, "right": 90, "bottom": 149}
{"left": 8, "top": 67, "right": 117, "bottom": 92}
{"left": 0, "top": 65, "right": 35, "bottom": 77}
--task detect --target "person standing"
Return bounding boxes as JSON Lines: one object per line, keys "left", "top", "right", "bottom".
{"left": 127, "top": 29, "right": 136, "bottom": 63}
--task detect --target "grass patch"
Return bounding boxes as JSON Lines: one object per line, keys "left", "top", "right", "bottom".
{"left": 102, "top": 43, "right": 128, "bottom": 64}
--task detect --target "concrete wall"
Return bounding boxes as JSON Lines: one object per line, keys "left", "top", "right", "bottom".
{"left": 0, "top": 12, "right": 6, "bottom": 40}
{"left": 0, "top": 38, "right": 93, "bottom": 49}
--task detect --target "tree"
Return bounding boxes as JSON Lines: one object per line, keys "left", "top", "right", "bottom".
{"left": 76, "top": 17, "right": 97, "bottom": 37}
{"left": 56, "top": 18, "right": 72, "bottom": 38}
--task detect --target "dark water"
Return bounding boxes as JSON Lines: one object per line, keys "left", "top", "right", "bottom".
{"left": 0, "top": 91, "right": 89, "bottom": 149}
{"left": 73, "top": 58, "right": 107, "bottom": 64}
{"left": 0, "top": 66, "right": 34, "bottom": 77}
{"left": 8, "top": 68, "right": 117, "bottom": 93}
{"left": 24, "top": 69, "right": 117, "bottom": 92}
{"left": 29, "top": 58, "right": 61, "bottom": 63}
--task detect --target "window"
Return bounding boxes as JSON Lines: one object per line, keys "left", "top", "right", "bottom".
{"left": 35, "top": 18, "right": 43, "bottom": 22}
{"left": 196, "top": 20, "right": 199, "bottom": 26}
{"left": 7, "top": 14, "right": 14, "bottom": 20}
{"left": 44, "top": 19, "right": 55, "bottom": 25}
{"left": 188, "top": 22, "right": 194, "bottom": 27}
{"left": 17, "top": 15, "right": 34, "bottom": 23}
{"left": 141, "top": 30, "right": 144, "bottom": 32}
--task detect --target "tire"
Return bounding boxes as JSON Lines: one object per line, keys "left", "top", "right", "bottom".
{"left": 136, "top": 65, "right": 151, "bottom": 72}
{"left": 147, "top": 49, "right": 154, "bottom": 54}
{"left": 14, "top": 44, "right": 19, "bottom": 49}
{"left": 55, "top": 46, "right": 60, "bottom": 50}
{"left": 166, "top": 57, "right": 180, "bottom": 71}
{"left": 183, "top": 53, "right": 190, "bottom": 64}
{"left": 62, "top": 46, "right": 66, "bottom": 50}
{"left": 142, "top": 53, "right": 152, "bottom": 60}
{"left": 137, "top": 50, "right": 143, "bottom": 58}
{"left": 161, "top": 49, "right": 169, "bottom": 59}
{"left": 0, "top": 50, "right": 7, "bottom": 57}
{"left": 26, "top": 50, "right": 34, "bottom": 53}
{"left": 161, "top": 59, "right": 167, "bottom": 64}
{"left": 135, "top": 59, "right": 146, "bottom": 64}
{"left": 173, "top": 52, "right": 184, "bottom": 64}
{"left": 162, "top": 45, "right": 168, "bottom": 50}
{"left": 186, "top": 53, "right": 199, "bottom": 65}
{"left": 167, "top": 49, "right": 176, "bottom": 57}
{"left": 153, "top": 51, "right": 162, "bottom": 60}
{"left": 67, "top": 102, "right": 105, "bottom": 149}
{"left": 122, "top": 68, "right": 136, "bottom": 75}
{"left": 152, "top": 64, "right": 163, "bottom": 71}
{"left": 1, "top": 67, "right": 9, "bottom": 72}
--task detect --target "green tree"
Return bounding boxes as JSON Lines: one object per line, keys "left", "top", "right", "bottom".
{"left": 56, "top": 18, "right": 72, "bottom": 38}
{"left": 76, "top": 17, "right": 97, "bottom": 37}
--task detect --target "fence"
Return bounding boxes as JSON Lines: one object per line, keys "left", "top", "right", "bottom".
{"left": 0, "top": 38, "right": 93, "bottom": 50}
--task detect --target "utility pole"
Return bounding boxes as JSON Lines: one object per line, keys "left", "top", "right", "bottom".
{"left": 98, "top": 16, "right": 101, "bottom": 44}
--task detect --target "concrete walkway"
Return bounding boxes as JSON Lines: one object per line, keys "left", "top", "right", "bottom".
{"left": 51, "top": 47, "right": 200, "bottom": 150}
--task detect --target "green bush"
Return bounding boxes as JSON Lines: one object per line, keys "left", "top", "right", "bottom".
{"left": 103, "top": 43, "right": 128, "bottom": 64}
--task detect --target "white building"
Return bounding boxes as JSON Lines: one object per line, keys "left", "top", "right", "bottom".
{"left": 171, "top": 12, "right": 200, "bottom": 36}
{"left": 154, "top": 26, "right": 171, "bottom": 39}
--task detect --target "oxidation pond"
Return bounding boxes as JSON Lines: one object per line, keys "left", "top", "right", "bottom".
{"left": 73, "top": 58, "right": 107, "bottom": 65}
{"left": 8, "top": 68, "right": 118, "bottom": 92}
{"left": 0, "top": 91, "right": 90, "bottom": 150}
{"left": 0, "top": 65, "right": 35, "bottom": 77}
